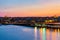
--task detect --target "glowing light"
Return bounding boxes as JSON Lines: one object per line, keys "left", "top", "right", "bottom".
{"left": 39, "top": 28, "right": 46, "bottom": 40}
{"left": 42, "top": 28, "right": 46, "bottom": 40}
{"left": 39, "top": 28, "right": 43, "bottom": 40}
{"left": 51, "top": 29, "right": 57, "bottom": 40}
{"left": 46, "top": 29, "right": 50, "bottom": 40}
{"left": 34, "top": 27, "right": 37, "bottom": 40}
{"left": 57, "top": 29, "right": 60, "bottom": 40}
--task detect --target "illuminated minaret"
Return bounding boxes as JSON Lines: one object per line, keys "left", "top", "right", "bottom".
{"left": 53, "top": 15, "right": 58, "bottom": 22}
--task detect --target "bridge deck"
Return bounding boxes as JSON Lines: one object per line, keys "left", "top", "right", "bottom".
{"left": 45, "top": 23, "right": 60, "bottom": 24}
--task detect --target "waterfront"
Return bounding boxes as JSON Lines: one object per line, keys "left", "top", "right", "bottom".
{"left": 0, "top": 25, "right": 60, "bottom": 40}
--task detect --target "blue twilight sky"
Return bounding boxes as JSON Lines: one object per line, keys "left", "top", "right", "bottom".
{"left": 0, "top": 0, "right": 39, "bottom": 8}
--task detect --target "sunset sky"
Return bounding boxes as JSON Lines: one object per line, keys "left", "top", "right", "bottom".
{"left": 0, "top": 0, "right": 60, "bottom": 17}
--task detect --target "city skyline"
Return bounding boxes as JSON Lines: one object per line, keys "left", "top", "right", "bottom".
{"left": 0, "top": 0, "right": 60, "bottom": 17}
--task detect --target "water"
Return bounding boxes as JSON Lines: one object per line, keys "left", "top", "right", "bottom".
{"left": 0, "top": 25, "right": 60, "bottom": 40}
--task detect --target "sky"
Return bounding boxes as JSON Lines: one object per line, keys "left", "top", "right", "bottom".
{"left": 0, "top": 0, "right": 60, "bottom": 17}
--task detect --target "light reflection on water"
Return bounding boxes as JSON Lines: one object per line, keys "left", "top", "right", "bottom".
{"left": 39, "top": 28, "right": 46, "bottom": 40}
{"left": 34, "top": 27, "right": 37, "bottom": 40}
{"left": 39, "top": 27, "right": 60, "bottom": 40}
{"left": 0, "top": 25, "right": 60, "bottom": 40}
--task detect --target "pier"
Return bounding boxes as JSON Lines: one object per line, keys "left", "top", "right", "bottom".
{"left": 35, "top": 23, "right": 60, "bottom": 28}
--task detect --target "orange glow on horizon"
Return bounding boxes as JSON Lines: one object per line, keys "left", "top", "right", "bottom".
{"left": 0, "top": 3, "right": 60, "bottom": 17}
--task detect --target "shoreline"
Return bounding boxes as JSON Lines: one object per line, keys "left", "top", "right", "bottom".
{"left": 0, "top": 24, "right": 60, "bottom": 29}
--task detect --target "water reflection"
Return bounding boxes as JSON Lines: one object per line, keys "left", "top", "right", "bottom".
{"left": 42, "top": 28, "right": 46, "bottom": 40}
{"left": 0, "top": 25, "right": 60, "bottom": 40}
{"left": 34, "top": 27, "right": 37, "bottom": 40}
{"left": 39, "top": 28, "right": 43, "bottom": 40}
{"left": 57, "top": 29, "right": 60, "bottom": 40}
{"left": 46, "top": 29, "right": 50, "bottom": 40}
{"left": 39, "top": 28, "right": 46, "bottom": 40}
{"left": 39, "top": 28, "right": 60, "bottom": 40}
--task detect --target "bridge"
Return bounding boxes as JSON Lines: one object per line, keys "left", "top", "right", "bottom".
{"left": 45, "top": 22, "right": 60, "bottom": 25}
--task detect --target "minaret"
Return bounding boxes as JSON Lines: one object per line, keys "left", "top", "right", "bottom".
{"left": 53, "top": 15, "right": 58, "bottom": 22}
{"left": 54, "top": 15, "right": 58, "bottom": 18}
